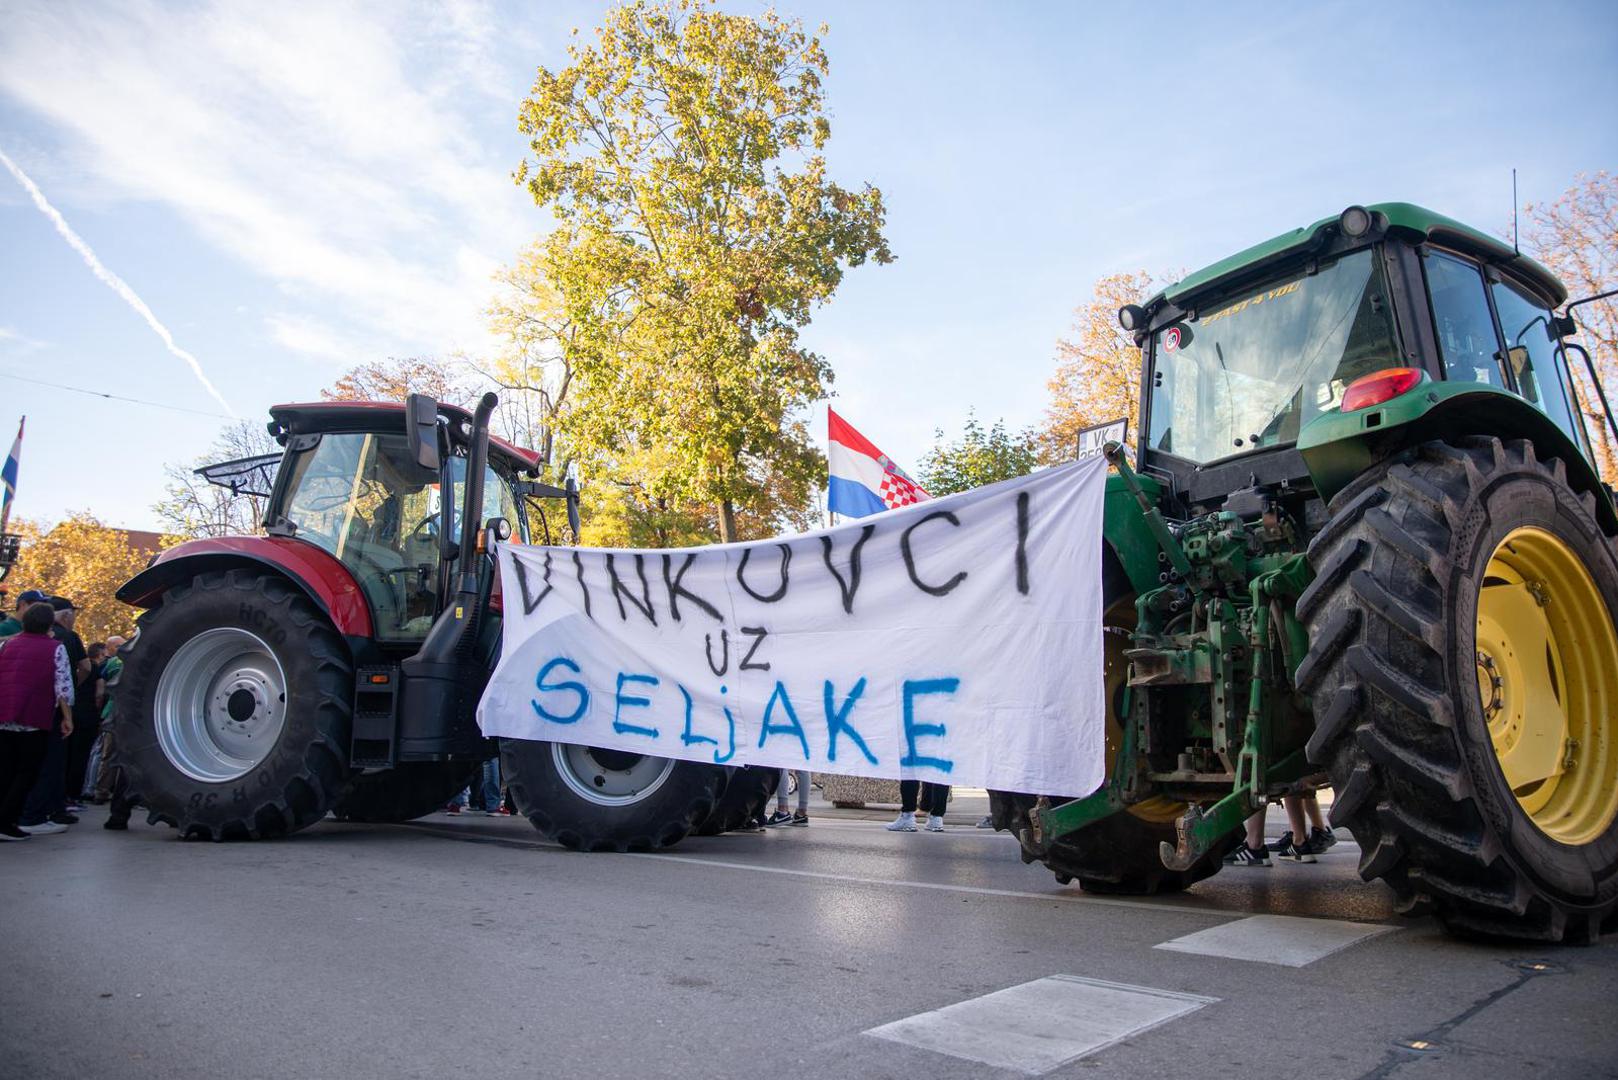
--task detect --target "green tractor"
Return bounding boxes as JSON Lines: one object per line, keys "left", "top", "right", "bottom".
{"left": 993, "top": 203, "right": 1618, "bottom": 943}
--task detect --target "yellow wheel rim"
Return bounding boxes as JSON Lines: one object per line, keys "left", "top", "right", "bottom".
{"left": 1476, "top": 526, "right": 1618, "bottom": 845}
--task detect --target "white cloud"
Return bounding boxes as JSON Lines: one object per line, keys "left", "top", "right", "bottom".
{"left": 0, "top": 0, "right": 544, "bottom": 359}
{"left": 264, "top": 313, "right": 361, "bottom": 366}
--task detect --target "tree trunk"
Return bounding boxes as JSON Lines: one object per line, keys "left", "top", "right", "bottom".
{"left": 717, "top": 499, "right": 737, "bottom": 544}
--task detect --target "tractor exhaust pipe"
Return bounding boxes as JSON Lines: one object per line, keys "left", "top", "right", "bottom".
{"left": 457, "top": 392, "right": 498, "bottom": 594}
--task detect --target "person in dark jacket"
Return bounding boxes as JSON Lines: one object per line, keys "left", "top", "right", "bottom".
{"left": 0, "top": 603, "right": 75, "bottom": 840}
{"left": 17, "top": 597, "right": 87, "bottom": 830}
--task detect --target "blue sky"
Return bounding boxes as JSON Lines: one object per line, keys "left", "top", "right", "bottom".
{"left": 2, "top": 0, "right": 1615, "bottom": 531}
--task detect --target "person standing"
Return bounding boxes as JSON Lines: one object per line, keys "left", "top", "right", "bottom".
{"left": 886, "top": 780, "right": 950, "bottom": 833}
{"left": 765, "top": 769, "right": 810, "bottom": 827}
{"left": 18, "top": 597, "right": 87, "bottom": 831}
{"left": 64, "top": 641, "right": 105, "bottom": 808}
{"left": 0, "top": 603, "right": 75, "bottom": 839}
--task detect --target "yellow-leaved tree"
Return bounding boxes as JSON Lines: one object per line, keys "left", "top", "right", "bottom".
{"left": 8, "top": 513, "right": 157, "bottom": 642}
{"left": 1043, "top": 270, "right": 1157, "bottom": 462}
{"left": 516, "top": 0, "right": 892, "bottom": 543}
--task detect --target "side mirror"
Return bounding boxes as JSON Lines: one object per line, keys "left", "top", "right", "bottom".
{"left": 1553, "top": 313, "right": 1578, "bottom": 338}
{"left": 405, "top": 394, "right": 440, "bottom": 472}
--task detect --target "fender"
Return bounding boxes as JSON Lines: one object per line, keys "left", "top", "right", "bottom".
{"left": 116, "top": 535, "right": 374, "bottom": 637}
{"left": 1297, "top": 381, "right": 1618, "bottom": 534}
{"left": 1101, "top": 469, "right": 1166, "bottom": 597}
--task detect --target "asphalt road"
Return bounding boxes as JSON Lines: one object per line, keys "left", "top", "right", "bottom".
{"left": 2, "top": 807, "right": 1614, "bottom": 1080}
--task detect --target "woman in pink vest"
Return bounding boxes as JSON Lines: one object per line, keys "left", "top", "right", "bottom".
{"left": 0, "top": 603, "right": 75, "bottom": 840}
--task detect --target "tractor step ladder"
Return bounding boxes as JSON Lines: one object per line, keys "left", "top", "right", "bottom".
{"left": 350, "top": 665, "right": 400, "bottom": 768}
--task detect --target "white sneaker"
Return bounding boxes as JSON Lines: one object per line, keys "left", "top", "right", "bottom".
{"left": 885, "top": 812, "right": 917, "bottom": 832}
{"left": 925, "top": 815, "right": 945, "bottom": 832}
{"left": 19, "top": 821, "right": 67, "bottom": 836}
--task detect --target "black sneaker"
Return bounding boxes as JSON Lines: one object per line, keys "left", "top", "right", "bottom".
{"left": 1310, "top": 826, "right": 1338, "bottom": 850}
{"left": 764, "top": 810, "right": 794, "bottom": 827}
{"left": 1224, "top": 843, "right": 1270, "bottom": 867}
{"left": 789, "top": 811, "right": 809, "bottom": 827}
{"left": 104, "top": 817, "right": 129, "bottom": 831}
{"left": 50, "top": 812, "right": 79, "bottom": 825}
{"left": 1273, "top": 835, "right": 1319, "bottom": 863}
{"left": 0, "top": 824, "right": 29, "bottom": 841}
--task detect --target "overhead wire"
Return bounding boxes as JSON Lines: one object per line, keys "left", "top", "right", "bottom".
{"left": 0, "top": 370, "right": 235, "bottom": 420}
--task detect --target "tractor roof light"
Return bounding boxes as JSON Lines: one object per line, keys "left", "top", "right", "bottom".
{"left": 1339, "top": 205, "right": 1373, "bottom": 239}
{"left": 1342, "top": 367, "right": 1424, "bottom": 412}
{"left": 1118, "top": 304, "right": 1146, "bottom": 332}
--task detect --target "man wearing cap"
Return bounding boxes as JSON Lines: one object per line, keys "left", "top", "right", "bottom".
{"left": 0, "top": 589, "right": 50, "bottom": 639}
{"left": 16, "top": 597, "right": 88, "bottom": 831}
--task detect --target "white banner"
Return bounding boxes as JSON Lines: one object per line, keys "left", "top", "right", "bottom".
{"left": 477, "top": 457, "right": 1107, "bottom": 796}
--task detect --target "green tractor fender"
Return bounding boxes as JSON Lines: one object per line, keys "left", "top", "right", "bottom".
{"left": 1101, "top": 469, "right": 1167, "bottom": 596}
{"left": 1296, "top": 379, "right": 1618, "bottom": 533}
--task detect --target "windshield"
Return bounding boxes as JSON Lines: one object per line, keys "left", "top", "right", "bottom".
{"left": 1146, "top": 248, "right": 1401, "bottom": 464}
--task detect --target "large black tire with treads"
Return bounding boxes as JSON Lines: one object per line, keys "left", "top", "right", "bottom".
{"left": 990, "top": 790, "right": 1235, "bottom": 894}
{"left": 696, "top": 765, "right": 780, "bottom": 835}
{"left": 1297, "top": 437, "right": 1618, "bottom": 942}
{"left": 112, "top": 569, "right": 353, "bottom": 840}
{"left": 501, "top": 739, "right": 725, "bottom": 852}
{"left": 333, "top": 760, "right": 481, "bottom": 823}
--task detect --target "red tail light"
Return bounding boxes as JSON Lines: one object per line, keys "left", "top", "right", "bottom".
{"left": 1342, "top": 367, "right": 1423, "bottom": 412}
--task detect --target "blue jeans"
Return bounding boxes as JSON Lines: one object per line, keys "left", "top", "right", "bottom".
{"left": 475, "top": 758, "right": 501, "bottom": 811}
{"left": 776, "top": 769, "right": 809, "bottom": 813}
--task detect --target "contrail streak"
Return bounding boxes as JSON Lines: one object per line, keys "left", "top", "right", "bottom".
{"left": 0, "top": 147, "right": 235, "bottom": 416}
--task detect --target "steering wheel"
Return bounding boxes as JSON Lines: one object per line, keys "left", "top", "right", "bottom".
{"left": 409, "top": 513, "right": 439, "bottom": 546}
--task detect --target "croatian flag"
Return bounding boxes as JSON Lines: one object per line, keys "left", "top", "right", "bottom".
{"left": 0, "top": 416, "right": 21, "bottom": 527}
{"left": 827, "top": 408, "right": 929, "bottom": 518}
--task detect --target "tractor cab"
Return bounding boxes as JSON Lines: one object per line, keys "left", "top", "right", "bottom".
{"left": 1124, "top": 203, "right": 1597, "bottom": 518}
{"left": 263, "top": 399, "right": 537, "bottom": 644}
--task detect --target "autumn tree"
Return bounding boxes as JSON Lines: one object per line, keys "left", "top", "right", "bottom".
{"left": 918, "top": 412, "right": 1041, "bottom": 496}
{"left": 1044, "top": 270, "right": 1157, "bottom": 463}
{"left": 323, "top": 356, "right": 473, "bottom": 406}
{"left": 8, "top": 513, "right": 155, "bottom": 642}
{"left": 1524, "top": 171, "right": 1618, "bottom": 480}
{"left": 153, "top": 420, "right": 281, "bottom": 539}
{"left": 516, "top": 0, "right": 892, "bottom": 543}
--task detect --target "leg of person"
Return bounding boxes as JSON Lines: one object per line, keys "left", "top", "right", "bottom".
{"left": 479, "top": 759, "right": 501, "bottom": 814}
{"left": 1, "top": 730, "right": 52, "bottom": 839}
{"left": 1301, "top": 792, "right": 1337, "bottom": 849}
{"left": 1224, "top": 806, "right": 1270, "bottom": 866}
{"left": 81, "top": 734, "right": 103, "bottom": 801}
{"left": 64, "top": 721, "right": 94, "bottom": 809}
{"left": 789, "top": 770, "right": 810, "bottom": 825}
{"left": 19, "top": 722, "right": 69, "bottom": 829}
{"left": 92, "top": 730, "right": 117, "bottom": 803}
{"left": 1273, "top": 795, "right": 1318, "bottom": 862}
{"left": 105, "top": 766, "right": 134, "bottom": 830}
{"left": 764, "top": 768, "right": 795, "bottom": 826}
{"left": 886, "top": 780, "right": 919, "bottom": 831}
{"left": 925, "top": 784, "right": 950, "bottom": 831}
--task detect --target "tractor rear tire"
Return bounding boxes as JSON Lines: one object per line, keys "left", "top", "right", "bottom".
{"left": 696, "top": 766, "right": 780, "bottom": 835}
{"left": 1298, "top": 437, "right": 1618, "bottom": 942}
{"left": 501, "top": 739, "right": 724, "bottom": 852}
{"left": 991, "top": 791, "right": 1235, "bottom": 894}
{"left": 112, "top": 569, "right": 353, "bottom": 840}
{"left": 333, "top": 761, "right": 481, "bottom": 823}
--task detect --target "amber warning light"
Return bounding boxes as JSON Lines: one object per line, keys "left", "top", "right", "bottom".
{"left": 1342, "top": 367, "right": 1423, "bottom": 412}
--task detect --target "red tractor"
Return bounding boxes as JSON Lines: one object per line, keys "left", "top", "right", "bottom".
{"left": 112, "top": 394, "right": 778, "bottom": 845}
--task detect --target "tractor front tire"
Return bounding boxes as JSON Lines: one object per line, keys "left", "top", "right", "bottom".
{"left": 333, "top": 761, "right": 481, "bottom": 823}
{"left": 501, "top": 739, "right": 724, "bottom": 852}
{"left": 696, "top": 765, "right": 780, "bottom": 835}
{"left": 112, "top": 570, "right": 353, "bottom": 840}
{"left": 1298, "top": 437, "right": 1618, "bottom": 942}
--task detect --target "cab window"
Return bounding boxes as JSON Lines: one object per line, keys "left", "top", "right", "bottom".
{"left": 1490, "top": 278, "right": 1584, "bottom": 447}
{"left": 1426, "top": 252, "right": 1504, "bottom": 387}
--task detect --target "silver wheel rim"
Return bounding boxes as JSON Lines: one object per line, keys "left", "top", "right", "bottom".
{"left": 551, "top": 744, "right": 675, "bottom": 806}
{"left": 154, "top": 627, "right": 288, "bottom": 783}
